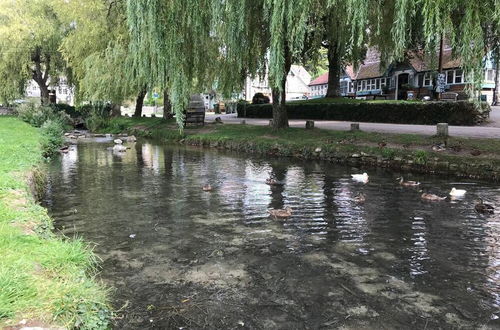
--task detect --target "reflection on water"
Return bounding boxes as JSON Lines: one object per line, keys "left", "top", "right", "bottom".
{"left": 45, "top": 139, "right": 500, "bottom": 329}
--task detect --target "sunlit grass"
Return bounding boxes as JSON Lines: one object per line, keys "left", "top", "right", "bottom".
{"left": 0, "top": 117, "right": 110, "bottom": 328}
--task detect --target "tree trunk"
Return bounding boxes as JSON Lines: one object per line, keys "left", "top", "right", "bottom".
{"left": 38, "top": 84, "right": 50, "bottom": 105}
{"left": 133, "top": 89, "right": 147, "bottom": 117}
{"left": 271, "top": 42, "right": 292, "bottom": 129}
{"left": 325, "top": 41, "right": 342, "bottom": 98}
{"left": 493, "top": 49, "right": 499, "bottom": 106}
{"left": 163, "top": 88, "right": 173, "bottom": 119}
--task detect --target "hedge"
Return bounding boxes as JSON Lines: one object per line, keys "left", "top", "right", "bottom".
{"left": 237, "top": 101, "right": 488, "bottom": 125}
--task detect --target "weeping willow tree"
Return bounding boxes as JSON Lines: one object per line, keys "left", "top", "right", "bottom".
{"left": 303, "top": 0, "right": 370, "bottom": 98}
{"left": 57, "top": 0, "right": 151, "bottom": 116}
{"left": 0, "top": 0, "right": 68, "bottom": 104}
{"left": 126, "top": 0, "right": 220, "bottom": 127}
{"left": 371, "top": 0, "right": 499, "bottom": 98}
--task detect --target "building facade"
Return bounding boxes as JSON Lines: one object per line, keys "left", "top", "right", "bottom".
{"left": 25, "top": 78, "right": 75, "bottom": 105}
{"left": 243, "top": 65, "right": 312, "bottom": 102}
{"left": 309, "top": 48, "right": 499, "bottom": 104}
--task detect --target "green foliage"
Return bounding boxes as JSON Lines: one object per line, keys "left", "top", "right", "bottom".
{"left": 0, "top": 0, "right": 68, "bottom": 104}
{"left": 238, "top": 100, "right": 484, "bottom": 125}
{"left": 16, "top": 103, "right": 71, "bottom": 128}
{"left": 40, "top": 120, "right": 65, "bottom": 157}
{"left": 413, "top": 150, "right": 429, "bottom": 164}
{"left": 78, "top": 103, "right": 113, "bottom": 132}
{"left": 382, "top": 148, "right": 397, "bottom": 159}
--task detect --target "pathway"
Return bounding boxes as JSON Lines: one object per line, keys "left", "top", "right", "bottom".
{"left": 206, "top": 106, "right": 500, "bottom": 139}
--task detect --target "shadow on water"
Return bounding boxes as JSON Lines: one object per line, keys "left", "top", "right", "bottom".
{"left": 44, "top": 138, "right": 500, "bottom": 329}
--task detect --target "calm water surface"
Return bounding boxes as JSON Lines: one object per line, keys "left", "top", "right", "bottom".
{"left": 44, "top": 138, "right": 500, "bottom": 329}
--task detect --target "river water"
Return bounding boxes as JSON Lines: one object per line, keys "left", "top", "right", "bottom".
{"left": 44, "top": 138, "right": 500, "bottom": 329}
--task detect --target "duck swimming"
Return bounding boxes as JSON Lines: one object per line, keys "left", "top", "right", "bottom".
{"left": 397, "top": 177, "right": 420, "bottom": 187}
{"left": 351, "top": 173, "right": 369, "bottom": 183}
{"left": 449, "top": 187, "right": 466, "bottom": 197}
{"left": 421, "top": 193, "right": 446, "bottom": 201}
{"left": 475, "top": 198, "right": 494, "bottom": 214}
{"left": 202, "top": 184, "right": 213, "bottom": 191}
{"left": 353, "top": 193, "right": 366, "bottom": 203}
{"left": 268, "top": 207, "right": 292, "bottom": 219}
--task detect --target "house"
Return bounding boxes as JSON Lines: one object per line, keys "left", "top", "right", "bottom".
{"left": 309, "top": 70, "right": 354, "bottom": 98}
{"left": 353, "top": 48, "right": 499, "bottom": 103}
{"left": 25, "top": 77, "right": 75, "bottom": 105}
{"left": 311, "top": 47, "right": 498, "bottom": 104}
{"left": 243, "top": 65, "right": 312, "bottom": 102}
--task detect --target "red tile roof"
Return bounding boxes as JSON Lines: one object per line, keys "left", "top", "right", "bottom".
{"left": 309, "top": 72, "right": 329, "bottom": 86}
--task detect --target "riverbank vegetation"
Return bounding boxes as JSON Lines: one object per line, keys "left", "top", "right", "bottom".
{"left": 98, "top": 117, "right": 500, "bottom": 181}
{"left": 0, "top": 117, "right": 110, "bottom": 329}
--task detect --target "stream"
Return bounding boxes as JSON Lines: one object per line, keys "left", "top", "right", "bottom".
{"left": 44, "top": 137, "right": 500, "bottom": 329}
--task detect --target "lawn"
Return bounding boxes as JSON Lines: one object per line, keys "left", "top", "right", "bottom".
{"left": 104, "top": 116, "right": 500, "bottom": 158}
{"left": 0, "top": 117, "right": 110, "bottom": 329}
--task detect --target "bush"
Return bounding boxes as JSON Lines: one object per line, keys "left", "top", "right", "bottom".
{"left": 51, "top": 103, "right": 78, "bottom": 118}
{"left": 16, "top": 103, "right": 72, "bottom": 128}
{"left": 252, "top": 93, "right": 270, "bottom": 104}
{"left": 40, "top": 119, "right": 65, "bottom": 157}
{"left": 237, "top": 100, "right": 487, "bottom": 126}
{"left": 77, "top": 103, "right": 113, "bottom": 131}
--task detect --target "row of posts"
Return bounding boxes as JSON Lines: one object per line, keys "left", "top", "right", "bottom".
{"left": 262, "top": 119, "right": 449, "bottom": 137}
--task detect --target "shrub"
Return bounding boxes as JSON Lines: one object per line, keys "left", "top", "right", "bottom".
{"left": 237, "top": 100, "right": 486, "bottom": 126}
{"left": 51, "top": 103, "right": 79, "bottom": 118}
{"left": 78, "top": 103, "right": 113, "bottom": 131}
{"left": 40, "top": 119, "right": 65, "bottom": 157}
{"left": 252, "top": 93, "right": 270, "bottom": 104}
{"left": 17, "top": 103, "right": 72, "bottom": 128}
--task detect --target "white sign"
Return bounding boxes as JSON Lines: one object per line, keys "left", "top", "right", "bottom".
{"left": 436, "top": 73, "right": 446, "bottom": 93}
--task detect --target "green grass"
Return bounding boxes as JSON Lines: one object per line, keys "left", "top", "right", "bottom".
{"left": 0, "top": 117, "right": 110, "bottom": 329}
{"left": 102, "top": 116, "right": 500, "bottom": 156}
{"left": 98, "top": 117, "right": 500, "bottom": 178}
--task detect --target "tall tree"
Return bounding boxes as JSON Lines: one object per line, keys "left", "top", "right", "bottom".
{"left": 317, "top": 0, "right": 369, "bottom": 98}
{"left": 0, "top": 0, "right": 67, "bottom": 104}
{"left": 58, "top": 0, "right": 149, "bottom": 116}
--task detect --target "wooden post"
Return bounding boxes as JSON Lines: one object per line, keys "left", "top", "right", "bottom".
{"left": 305, "top": 120, "right": 315, "bottom": 129}
{"left": 436, "top": 123, "right": 448, "bottom": 137}
{"left": 241, "top": 120, "right": 246, "bottom": 125}
{"left": 269, "top": 120, "right": 273, "bottom": 127}
{"left": 351, "top": 123, "right": 360, "bottom": 131}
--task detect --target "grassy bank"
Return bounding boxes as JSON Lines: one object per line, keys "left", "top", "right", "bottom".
{"left": 0, "top": 117, "right": 110, "bottom": 329}
{"left": 99, "top": 116, "right": 500, "bottom": 181}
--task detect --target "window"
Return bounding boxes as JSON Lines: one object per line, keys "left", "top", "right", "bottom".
{"left": 454, "top": 70, "right": 463, "bottom": 84}
{"left": 446, "top": 70, "right": 454, "bottom": 84}
{"left": 380, "top": 78, "right": 386, "bottom": 87}
{"left": 357, "top": 82, "right": 361, "bottom": 92}
{"left": 485, "top": 69, "right": 495, "bottom": 82}
{"left": 423, "top": 73, "right": 432, "bottom": 87}
{"left": 361, "top": 80, "right": 366, "bottom": 90}
{"left": 340, "top": 81, "right": 348, "bottom": 94}
{"left": 376, "top": 79, "right": 380, "bottom": 90}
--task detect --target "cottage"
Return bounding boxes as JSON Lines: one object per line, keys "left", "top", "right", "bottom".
{"left": 309, "top": 47, "right": 499, "bottom": 104}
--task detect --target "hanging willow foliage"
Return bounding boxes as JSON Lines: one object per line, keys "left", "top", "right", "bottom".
{"left": 124, "top": 0, "right": 498, "bottom": 128}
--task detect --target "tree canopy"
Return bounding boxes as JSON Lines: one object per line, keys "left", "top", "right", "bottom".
{"left": 0, "top": 0, "right": 67, "bottom": 104}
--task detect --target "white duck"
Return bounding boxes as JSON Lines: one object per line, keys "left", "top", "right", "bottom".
{"left": 449, "top": 187, "right": 466, "bottom": 197}
{"left": 351, "top": 173, "right": 369, "bottom": 183}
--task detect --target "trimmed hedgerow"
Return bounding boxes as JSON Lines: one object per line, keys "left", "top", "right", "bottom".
{"left": 237, "top": 100, "right": 488, "bottom": 125}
